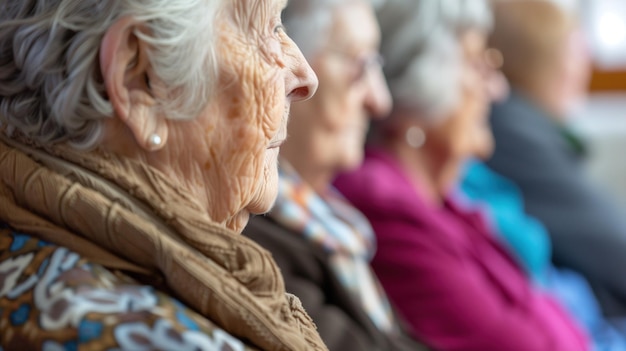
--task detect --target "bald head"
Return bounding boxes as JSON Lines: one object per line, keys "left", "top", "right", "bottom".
{"left": 492, "top": 0, "right": 573, "bottom": 87}
{"left": 491, "top": 0, "right": 590, "bottom": 118}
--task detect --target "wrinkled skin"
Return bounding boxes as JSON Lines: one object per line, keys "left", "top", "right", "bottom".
{"left": 171, "top": 0, "right": 318, "bottom": 232}
{"left": 101, "top": 0, "right": 318, "bottom": 233}
{"left": 280, "top": 1, "right": 392, "bottom": 193}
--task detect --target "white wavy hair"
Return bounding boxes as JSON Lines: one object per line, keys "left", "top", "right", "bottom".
{"left": 378, "top": 0, "right": 492, "bottom": 121}
{"left": 0, "top": 0, "right": 222, "bottom": 149}
{"left": 282, "top": 0, "right": 375, "bottom": 60}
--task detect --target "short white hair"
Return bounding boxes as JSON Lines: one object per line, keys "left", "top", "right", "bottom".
{"left": 378, "top": 0, "right": 492, "bottom": 120}
{"left": 0, "top": 0, "right": 222, "bottom": 149}
{"left": 282, "top": 0, "right": 370, "bottom": 59}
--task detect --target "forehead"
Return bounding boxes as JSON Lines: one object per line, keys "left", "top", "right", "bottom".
{"left": 232, "top": 0, "right": 287, "bottom": 19}
{"left": 327, "top": 2, "right": 380, "bottom": 52}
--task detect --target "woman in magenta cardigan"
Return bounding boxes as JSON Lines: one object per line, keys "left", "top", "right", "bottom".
{"left": 334, "top": 0, "right": 590, "bottom": 350}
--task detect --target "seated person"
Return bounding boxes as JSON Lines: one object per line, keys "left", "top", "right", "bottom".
{"left": 485, "top": 0, "right": 626, "bottom": 316}
{"left": 335, "top": 0, "right": 589, "bottom": 350}
{"left": 243, "top": 0, "right": 426, "bottom": 350}
{"left": 462, "top": 158, "right": 626, "bottom": 350}
{"left": 0, "top": 0, "right": 323, "bottom": 349}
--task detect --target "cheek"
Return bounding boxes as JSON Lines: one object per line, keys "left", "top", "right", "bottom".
{"left": 454, "top": 92, "right": 491, "bottom": 156}
{"left": 220, "top": 69, "right": 285, "bottom": 212}
{"left": 240, "top": 58, "right": 285, "bottom": 141}
{"left": 218, "top": 36, "right": 283, "bottom": 141}
{"left": 314, "top": 91, "right": 364, "bottom": 141}
{"left": 215, "top": 26, "right": 288, "bottom": 211}
{"left": 436, "top": 113, "right": 476, "bottom": 160}
{"left": 222, "top": 63, "right": 285, "bottom": 147}
{"left": 311, "top": 65, "right": 355, "bottom": 130}
{"left": 258, "top": 73, "right": 285, "bottom": 141}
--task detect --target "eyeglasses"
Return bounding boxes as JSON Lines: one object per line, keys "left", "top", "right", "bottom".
{"left": 461, "top": 46, "right": 508, "bottom": 100}
{"left": 328, "top": 50, "right": 385, "bottom": 85}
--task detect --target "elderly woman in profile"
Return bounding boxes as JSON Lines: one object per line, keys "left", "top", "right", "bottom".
{"left": 0, "top": 0, "right": 324, "bottom": 350}
{"left": 335, "top": 0, "right": 593, "bottom": 350}
{"left": 243, "top": 0, "right": 426, "bottom": 350}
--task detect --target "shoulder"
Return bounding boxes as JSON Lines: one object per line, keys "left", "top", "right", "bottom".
{"left": 490, "top": 93, "right": 558, "bottom": 145}
{"left": 0, "top": 227, "right": 253, "bottom": 351}
{"left": 335, "top": 149, "right": 418, "bottom": 216}
{"left": 243, "top": 215, "right": 312, "bottom": 256}
{"left": 488, "top": 96, "right": 572, "bottom": 174}
{"left": 336, "top": 155, "right": 465, "bottom": 251}
{"left": 243, "top": 215, "right": 326, "bottom": 280}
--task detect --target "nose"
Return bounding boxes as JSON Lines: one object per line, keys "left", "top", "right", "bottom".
{"left": 364, "top": 66, "right": 392, "bottom": 119}
{"left": 482, "top": 48, "right": 509, "bottom": 103}
{"left": 285, "top": 40, "right": 319, "bottom": 102}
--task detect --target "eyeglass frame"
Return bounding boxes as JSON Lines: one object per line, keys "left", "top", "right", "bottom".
{"left": 325, "top": 49, "right": 386, "bottom": 85}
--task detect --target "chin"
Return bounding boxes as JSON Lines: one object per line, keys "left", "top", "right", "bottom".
{"left": 247, "top": 159, "right": 280, "bottom": 215}
{"left": 248, "top": 187, "right": 278, "bottom": 215}
{"left": 339, "top": 150, "right": 365, "bottom": 173}
{"left": 339, "top": 136, "right": 367, "bottom": 169}
{"left": 226, "top": 210, "right": 251, "bottom": 234}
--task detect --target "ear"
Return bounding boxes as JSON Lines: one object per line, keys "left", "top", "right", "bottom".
{"left": 100, "top": 16, "right": 168, "bottom": 151}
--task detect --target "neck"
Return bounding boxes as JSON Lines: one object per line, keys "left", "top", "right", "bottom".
{"left": 286, "top": 158, "right": 332, "bottom": 194}
{"left": 378, "top": 136, "right": 444, "bottom": 207}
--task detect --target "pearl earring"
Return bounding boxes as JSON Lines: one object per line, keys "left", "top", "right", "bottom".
{"left": 149, "top": 134, "right": 162, "bottom": 149}
{"left": 405, "top": 126, "right": 426, "bottom": 149}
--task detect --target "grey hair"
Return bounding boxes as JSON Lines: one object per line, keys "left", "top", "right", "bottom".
{"left": 0, "top": 0, "right": 222, "bottom": 149}
{"left": 282, "top": 0, "right": 371, "bottom": 59}
{"left": 378, "top": 0, "right": 492, "bottom": 121}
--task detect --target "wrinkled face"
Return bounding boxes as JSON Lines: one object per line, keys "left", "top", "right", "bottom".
{"left": 280, "top": 1, "right": 391, "bottom": 191}
{"left": 163, "top": 0, "right": 316, "bottom": 232}
{"left": 429, "top": 29, "right": 502, "bottom": 191}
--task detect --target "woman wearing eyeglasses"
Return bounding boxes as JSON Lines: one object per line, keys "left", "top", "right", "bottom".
{"left": 334, "top": 0, "right": 591, "bottom": 350}
{"left": 242, "top": 0, "right": 426, "bottom": 350}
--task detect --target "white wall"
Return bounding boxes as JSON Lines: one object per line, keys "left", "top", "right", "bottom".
{"left": 570, "top": 93, "right": 626, "bottom": 207}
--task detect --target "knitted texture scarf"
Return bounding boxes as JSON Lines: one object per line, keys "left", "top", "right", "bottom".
{"left": 0, "top": 136, "right": 327, "bottom": 351}
{"left": 268, "top": 162, "right": 394, "bottom": 332}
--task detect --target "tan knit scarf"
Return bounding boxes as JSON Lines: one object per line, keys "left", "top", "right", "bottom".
{"left": 0, "top": 136, "right": 327, "bottom": 351}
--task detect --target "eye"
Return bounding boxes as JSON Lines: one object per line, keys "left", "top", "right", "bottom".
{"left": 274, "top": 24, "right": 286, "bottom": 35}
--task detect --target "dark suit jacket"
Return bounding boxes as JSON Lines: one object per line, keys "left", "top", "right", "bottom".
{"left": 487, "top": 91, "right": 626, "bottom": 315}
{"left": 243, "top": 215, "right": 428, "bottom": 351}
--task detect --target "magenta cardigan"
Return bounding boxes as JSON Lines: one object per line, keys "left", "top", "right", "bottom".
{"left": 334, "top": 148, "right": 589, "bottom": 351}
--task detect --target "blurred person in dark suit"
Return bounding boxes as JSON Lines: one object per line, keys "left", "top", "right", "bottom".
{"left": 335, "top": 0, "right": 593, "bottom": 350}
{"left": 483, "top": 0, "right": 626, "bottom": 318}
